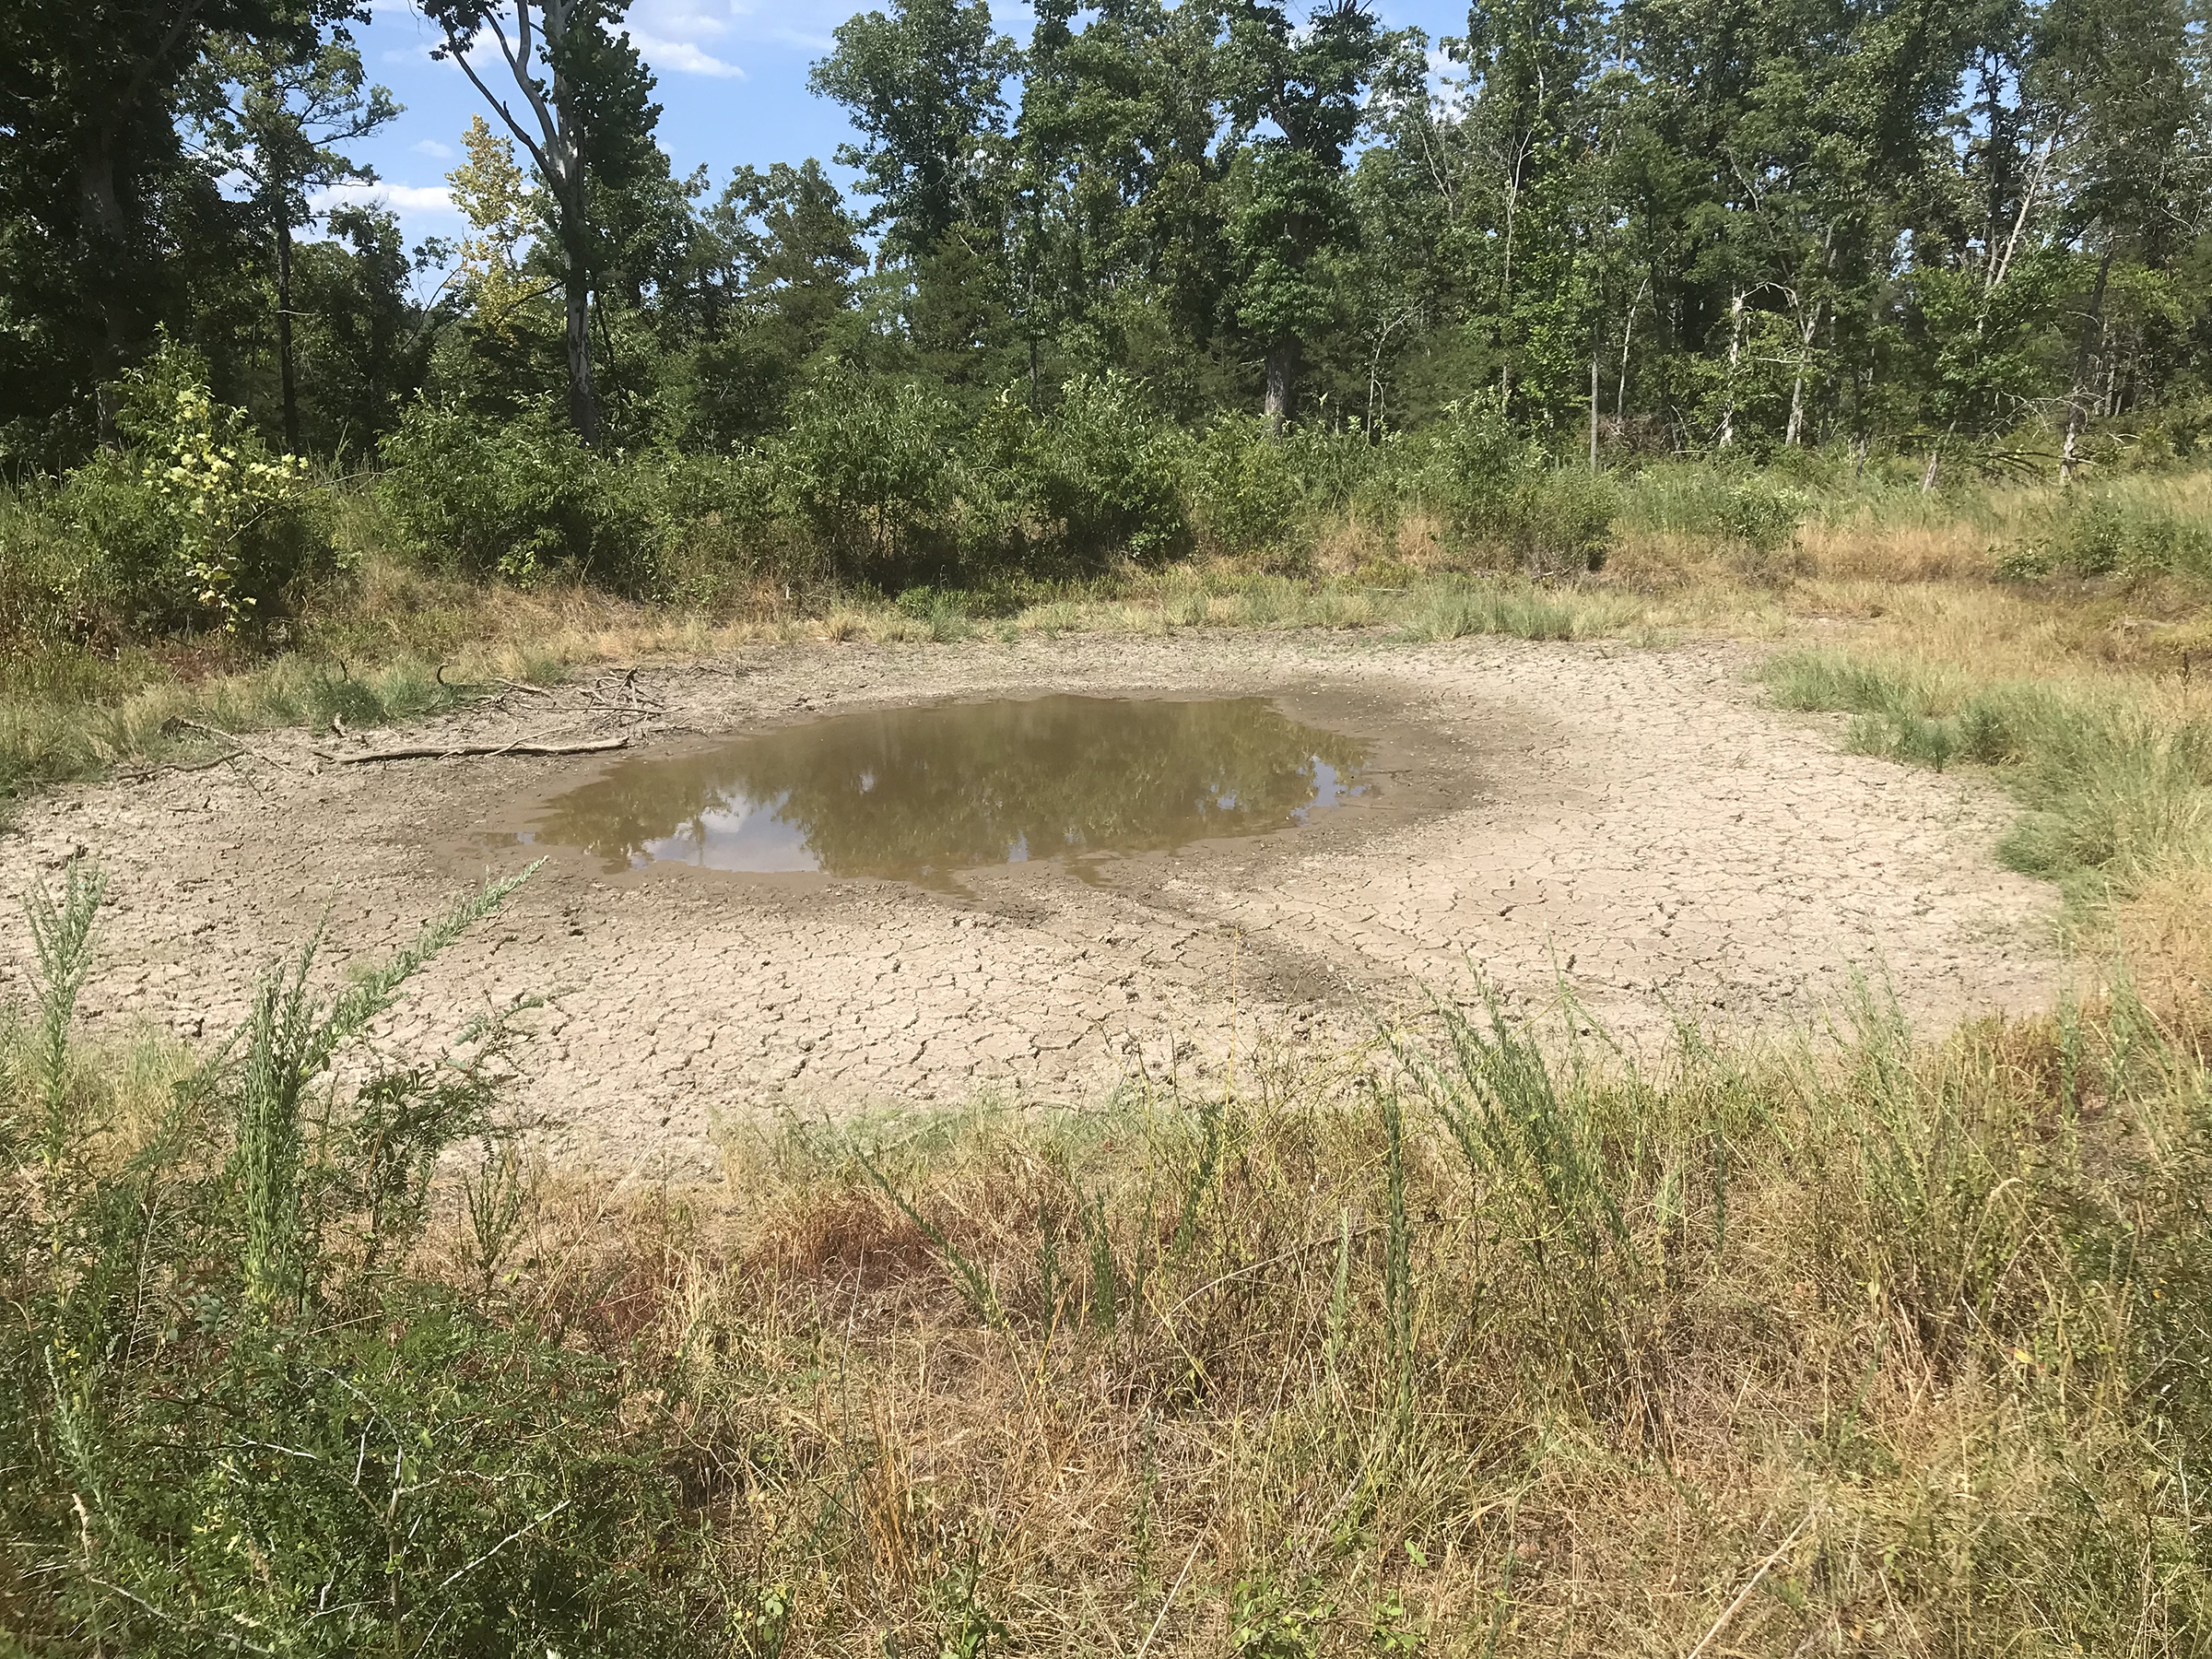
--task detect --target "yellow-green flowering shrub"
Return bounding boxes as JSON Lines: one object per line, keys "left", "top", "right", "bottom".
{"left": 4, "top": 342, "right": 342, "bottom": 641}
{"left": 146, "top": 385, "right": 312, "bottom": 630}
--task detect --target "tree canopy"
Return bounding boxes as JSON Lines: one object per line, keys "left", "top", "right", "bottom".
{"left": 3, "top": 0, "right": 2207, "bottom": 470}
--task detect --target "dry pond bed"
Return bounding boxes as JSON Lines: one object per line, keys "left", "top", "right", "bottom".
{"left": 0, "top": 632, "right": 2057, "bottom": 1176}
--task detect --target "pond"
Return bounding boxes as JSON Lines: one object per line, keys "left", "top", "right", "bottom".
{"left": 513, "top": 694, "right": 1373, "bottom": 881}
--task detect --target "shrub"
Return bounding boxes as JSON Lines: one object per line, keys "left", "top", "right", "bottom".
{"left": 1714, "top": 477, "right": 1807, "bottom": 582}
{"left": 1714, "top": 477, "right": 1804, "bottom": 554}
{"left": 0, "top": 470, "right": 139, "bottom": 647}
{"left": 378, "top": 401, "right": 664, "bottom": 593}
{"left": 653, "top": 446, "right": 803, "bottom": 604}
{"left": 1189, "top": 415, "right": 1309, "bottom": 556}
{"left": 773, "top": 367, "right": 959, "bottom": 572}
{"left": 1024, "top": 372, "right": 1188, "bottom": 561}
{"left": 135, "top": 382, "right": 316, "bottom": 629}
{"left": 2045, "top": 486, "right": 2212, "bottom": 579}
{"left": 1422, "top": 401, "right": 1617, "bottom": 573}
{"left": 0, "top": 348, "right": 336, "bottom": 641}
{"left": 1275, "top": 422, "right": 1396, "bottom": 518}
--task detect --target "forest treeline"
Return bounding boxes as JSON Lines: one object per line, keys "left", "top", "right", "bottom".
{"left": 3, "top": 0, "right": 2210, "bottom": 621}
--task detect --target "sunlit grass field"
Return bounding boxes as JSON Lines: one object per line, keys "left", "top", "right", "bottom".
{"left": 6, "top": 463, "right": 2212, "bottom": 1653}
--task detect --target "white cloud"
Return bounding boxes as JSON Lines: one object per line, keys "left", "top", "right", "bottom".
{"left": 413, "top": 137, "right": 456, "bottom": 159}
{"left": 722, "top": 0, "right": 841, "bottom": 52}
{"left": 312, "top": 182, "right": 461, "bottom": 218}
{"left": 631, "top": 31, "right": 746, "bottom": 76}
{"left": 645, "top": 3, "right": 730, "bottom": 40}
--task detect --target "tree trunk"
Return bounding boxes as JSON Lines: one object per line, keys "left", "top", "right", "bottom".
{"left": 76, "top": 132, "right": 136, "bottom": 439}
{"left": 2060, "top": 243, "right": 2114, "bottom": 486}
{"left": 1616, "top": 279, "right": 1645, "bottom": 428}
{"left": 1589, "top": 351, "right": 1600, "bottom": 472}
{"left": 1922, "top": 421, "right": 1954, "bottom": 494}
{"left": 1784, "top": 302, "right": 1819, "bottom": 447}
{"left": 1718, "top": 291, "right": 1745, "bottom": 448}
{"left": 562, "top": 237, "right": 600, "bottom": 446}
{"left": 1264, "top": 338, "right": 1298, "bottom": 435}
{"left": 276, "top": 204, "right": 300, "bottom": 454}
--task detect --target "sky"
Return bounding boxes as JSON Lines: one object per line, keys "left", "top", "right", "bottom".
{"left": 324, "top": 0, "right": 1470, "bottom": 264}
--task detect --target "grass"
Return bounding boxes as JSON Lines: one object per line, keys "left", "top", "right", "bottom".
{"left": 12, "top": 459, "right": 2212, "bottom": 1650}
{"left": 0, "top": 559, "right": 1680, "bottom": 806}
{"left": 9, "top": 877, "right": 2209, "bottom": 1653}
{"left": 24, "top": 448, "right": 2190, "bottom": 799}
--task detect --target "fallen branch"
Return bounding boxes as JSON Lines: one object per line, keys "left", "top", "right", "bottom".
{"left": 335, "top": 735, "right": 631, "bottom": 765}
{"left": 169, "top": 717, "right": 253, "bottom": 748}
{"left": 122, "top": 749, "right": 245, "bottom": 782}
{"left": 587, "top": 667, "right": 665, "bottom": 715}
{"left": 1683, "top": 1508, "right": 1818, "bottom": 1659}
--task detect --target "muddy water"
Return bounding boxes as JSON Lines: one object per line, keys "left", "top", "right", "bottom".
{"left": 514, "top": 694, "right": 1373, "bottom": 881}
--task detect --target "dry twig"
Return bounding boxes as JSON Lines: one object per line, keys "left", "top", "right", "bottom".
{"left": 334, "top": 735, "right": 630, "bottom": 765}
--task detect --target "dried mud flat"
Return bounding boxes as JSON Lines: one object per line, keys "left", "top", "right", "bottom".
{"left": 0, "top": 633, "right": 2058, "bottom": 1177}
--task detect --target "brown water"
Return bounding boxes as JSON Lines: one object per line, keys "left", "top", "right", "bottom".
{"left": 515, "top": 695, "right": 1373, "bottom": 880}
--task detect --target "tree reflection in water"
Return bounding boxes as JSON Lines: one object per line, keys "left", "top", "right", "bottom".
{"left": 527, "top": 695, "right": 1372, "bottom": 878}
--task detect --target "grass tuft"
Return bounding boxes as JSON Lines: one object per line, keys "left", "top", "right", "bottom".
{"left": 1767, "top": 649, "right": 2212, "bottom": 912}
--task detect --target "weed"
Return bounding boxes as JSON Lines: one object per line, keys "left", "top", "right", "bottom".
{"left": 1230, "top": 1571, "right": 1335, "bottom": 1659}
{"left": 1400, "top": 581, "right": 1638, "bottom": 642}
{"left": 1767, "top": 649, "right": 2212, "bottom": 908}
{"left": 0, "top": 866, "right": 694, "bottom": 1655}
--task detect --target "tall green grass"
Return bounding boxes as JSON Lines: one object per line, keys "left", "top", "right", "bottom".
{"left": 1, "top": 866, "right": 699, "bottom": 1656}
{"left": 6, "top": 873, "right": 2208, "bottom": 1652}
{"left": 1397, "top": 581, "right": 1643, "bottom": 642}
{"left": 1766, "top": 650, "right": 2212, "bottom": 905}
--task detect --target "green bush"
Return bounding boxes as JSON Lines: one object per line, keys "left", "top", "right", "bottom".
{"left": 1188, "top": 415, "right": 1309, "bottom": 555}
{"left": 1714, "top": 477, "right": 1807, "bottom": 582}
{"left": 1024, "top": 372, "right": 1188, "bottom": 561}
{"left": 2045, "top": 486, "right": 2212, "bottom": 578}
{"left": 772, "top": 366, "right": 959, "bottom": 572}
{"left": 653, "top": 446, "right": 802, "bottom": 603}
{"left": 0, "top": 471, "right": 137, "bottom": 646}
{"left": 1422, "top": 402, "right": 1616, "bottom": 573}
{"left": 1714, "top": 477, "right": 1805, "bottom": 554}
{"left": 1275, "top": 422, "right": 1396, "bottom": 518}
{"left": 378, "top": 401, "right": 664, "bottom": 593}
{"left": 0, "top": 349, "right": 337, "bottom": 641}
{"left": 0, "top": 866, "right": 695, "bottom": 1655}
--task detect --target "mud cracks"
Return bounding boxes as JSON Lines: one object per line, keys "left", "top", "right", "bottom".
{"left": 0, "top": 634, "right": 2057, "bottom": 1176}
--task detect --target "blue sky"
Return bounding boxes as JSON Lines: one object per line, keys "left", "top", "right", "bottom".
{"left": 323, "top": 0, "right": 1469, "bottom": 265}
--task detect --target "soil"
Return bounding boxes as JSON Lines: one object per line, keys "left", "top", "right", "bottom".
{"left": 0, "top": 632, "right": 2059, "bottom": 1177}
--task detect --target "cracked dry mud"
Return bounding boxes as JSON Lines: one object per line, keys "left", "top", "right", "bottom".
{"left": 0, "top": 634, "right": 2059, "bottom": 1177}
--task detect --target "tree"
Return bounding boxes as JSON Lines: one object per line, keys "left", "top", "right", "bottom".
{"left": 196, "top": 29, "right": 396, "bottom": 452}
{"left": 1217, "top": 0, "right": 1387, "bottom": 429}
{"left": 0, "top": 0, "right": 333, "bottom": 454}
{"left": 808, "top": 0, "right": 1016, "bottom": 264}
{"left": 418, "top": 0, "right": 663, "bottom": 444}
{"left": 288, "top": 203, "right": 424, "bottom": 452}
{"left": 675, "top": 159, "right": 867, "bottom": 443}
{"left": 2031, "top": 0, "right": 2211, "bottom": 475}
{"left": 1453, "top": 0, "right": 1607, "bottom": 425}
{"left": 1012, "top": 0, "right": 1230, "bottom": 400}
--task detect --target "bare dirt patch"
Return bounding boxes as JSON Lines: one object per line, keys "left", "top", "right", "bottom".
{"left": 0, "top": 632, "right": 2057, "bottom": 1175}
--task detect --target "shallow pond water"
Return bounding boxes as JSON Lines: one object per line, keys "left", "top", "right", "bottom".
{"left": 517, "top": 695, "right": 1372, "bottom": 880}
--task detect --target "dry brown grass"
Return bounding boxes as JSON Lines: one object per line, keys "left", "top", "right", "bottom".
{"left": 1308, "top": 511, "right": 1455, "bottom": 578}
{"left": 24, "top": 469, "right": 2212, "bottom": 1651}
{"left": 1795, "top": 513, "right": 1999, "bottom": 584}
{"left": 443, "top": 984, "right": 2209, "bottom": 1657}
